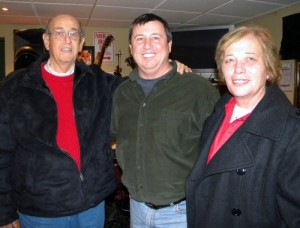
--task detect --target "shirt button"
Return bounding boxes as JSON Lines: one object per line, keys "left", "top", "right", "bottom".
{"left": 231, "top": 208, "right": 242, "bottom": 216}
{"left": 236, "top": 168, "right": 246, "bottom": 175}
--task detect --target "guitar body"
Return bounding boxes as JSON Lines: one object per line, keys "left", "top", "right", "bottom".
{"left": 114, "top": 65, "right": 122, "bottom": 76}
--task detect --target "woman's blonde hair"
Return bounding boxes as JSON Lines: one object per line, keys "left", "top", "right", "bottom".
{"left": 215, "top": 25, "right": 282, "bottom": 85}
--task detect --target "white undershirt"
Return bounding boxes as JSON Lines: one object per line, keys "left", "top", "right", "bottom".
{"left": 44, "top": 59, "right": 75, "bottom": 77}
{"left": 230, "top": 104, "right": 252, "bottom": 123}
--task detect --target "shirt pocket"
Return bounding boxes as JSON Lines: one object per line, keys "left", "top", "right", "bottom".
{"left": 158, "top": 109, "right": 195, "bottom": 146}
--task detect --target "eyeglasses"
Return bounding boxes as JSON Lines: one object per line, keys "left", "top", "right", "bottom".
{"left": 47, "top": 30, "right": 82, "bottom": 40}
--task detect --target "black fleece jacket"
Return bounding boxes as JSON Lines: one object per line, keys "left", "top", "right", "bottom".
{"left": 0, "top": 54, "right": 122, "bottom": 226}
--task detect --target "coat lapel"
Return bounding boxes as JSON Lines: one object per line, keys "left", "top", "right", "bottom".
{"left": 204, "top": 132, "right": 255, "bottom": 177}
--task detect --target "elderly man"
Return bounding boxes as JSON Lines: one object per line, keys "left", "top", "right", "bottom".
{"left": 0, "top": 14, "right": 121, "bottom": 228}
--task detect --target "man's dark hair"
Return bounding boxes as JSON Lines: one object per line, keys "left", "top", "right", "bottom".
{"left": 128, "top": 13, "right": 172, "bottom": 44}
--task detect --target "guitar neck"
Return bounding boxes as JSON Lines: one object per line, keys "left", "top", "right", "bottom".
{"left": 95, "top": 49, "right": 105, "bottom": 68}
{"left": 94, "top": 35, "right": 114, "bottom": 69}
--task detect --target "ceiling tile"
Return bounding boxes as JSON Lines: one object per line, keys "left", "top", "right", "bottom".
{"left": 0, "top": 2, "right": 35, "bottom": 17}
{"left": 188, "top": 14, "right": 245, "bottom": 26}
{"left": 33, "top": 0, "right": 95, "bottom": 3}
{"left": 210, "top": 0, "right": 289, "bottom": 18}
{"left": 151, "top": 9, "right": 200, "bottom": 24}
{"left": 88, "top": 19, "right": 132, "bottom": 28}
{"left": 91, "top": 6, "right": 149, "bottom": 20}
{"left": 249, "top": 0, "right": 300, "bottom": 5}
{"left": 96, "top": 0, "right": 163, "bottom": 8}
{"left": 34, "top": 3, "right": 93, "bottom": 18}
{"left": 157, "top": 0, "right": 231, "bottom": 12}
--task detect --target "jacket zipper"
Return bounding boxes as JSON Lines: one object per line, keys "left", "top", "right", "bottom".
{"left": 73, "top": 72, "right": 85, "bottom": 183}
{"left": 22, "top": 66, "right": 87, "bottom": 183}
{"left": 35, "top": 80, "right": 85, "bottom": 183}
{"left": 79, "top": 172, "right": 84, "bottom": 182}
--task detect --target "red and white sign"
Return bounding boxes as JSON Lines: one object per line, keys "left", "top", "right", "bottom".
{"left": 94, "top": 32, "right": 114, "bottom": 64}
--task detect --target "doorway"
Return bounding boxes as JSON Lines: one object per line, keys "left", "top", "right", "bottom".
{"left": 0, "top": 38, "right": 5, "bottom": 80}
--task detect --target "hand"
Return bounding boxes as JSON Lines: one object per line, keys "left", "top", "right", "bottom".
{"left": 0, "top": 220, "right": 18, "bottom": 228}
{"left": 175, "top": 60, "right": 192, "bottom": 74}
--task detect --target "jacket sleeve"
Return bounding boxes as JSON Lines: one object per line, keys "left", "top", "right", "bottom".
{"left": 276, "top": 118, "right": 300, "bottom": 227}
{"left": 0, "top": 96, "right": 18, "bottom": 226}
{"left": 110, "top": 85, "right": 119, "bottom": 140}
{"left": 88, "top": 64, "right": 125, "bottom": 94}
{"left": 88, "top": 65, "right": 126, "bottom": 140}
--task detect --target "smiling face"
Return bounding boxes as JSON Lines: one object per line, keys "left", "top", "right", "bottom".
{"left": 129, "top": 20, "right": 172, "bottom": 79}
{"left": 222, "top": 34, "right": 268, "bottom": 108}
{"left": 43, "top": 14, "right": 85, "bottom": 73}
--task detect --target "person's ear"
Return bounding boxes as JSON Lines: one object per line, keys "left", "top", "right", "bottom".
{"left": 42, "top": 33, "right": 50, "bottom": 51}
{"left": 129, "top": 44, "right": 133, "bottom": 55}
{"left": 168, "top": 40, "right": 172, "bottom": 54}
{"left": 79, "top": 37, "right": 85, "bottom": 52}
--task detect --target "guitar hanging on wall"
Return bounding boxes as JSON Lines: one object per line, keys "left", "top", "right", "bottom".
{"left": 94, "top": 34, "right": 114, "bottom": 70}
{"left": 114, "top": 50, "right": 122, "bottom": 77}
{"left": 125, "top": 56, "right": 136, "bottom": 69}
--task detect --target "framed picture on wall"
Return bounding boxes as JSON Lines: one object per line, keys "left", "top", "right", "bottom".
{"left": 78, "top": 46, "right": 94, "bottom": 65}
{"left": 279, "top": 60, "right": 296, "bottom": 92}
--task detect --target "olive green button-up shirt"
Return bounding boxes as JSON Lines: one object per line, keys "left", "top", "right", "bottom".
{"left": 111, "top": 63, "right": 219, "bottom": 205}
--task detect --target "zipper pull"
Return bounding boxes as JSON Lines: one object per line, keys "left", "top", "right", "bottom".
{"left": 79, "top": 172, "right": 84, "bottom": 182}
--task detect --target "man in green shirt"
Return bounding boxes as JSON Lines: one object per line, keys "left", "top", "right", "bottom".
{"left": 111, "top": 13, "right": 220, "bottom": 227}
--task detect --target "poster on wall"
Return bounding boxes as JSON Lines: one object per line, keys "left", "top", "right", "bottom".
{"left": 94, "top": 32, "right": 114, "bottom": 64}
{"left": 279, "top": 60, "right": 296, "bottom": 92}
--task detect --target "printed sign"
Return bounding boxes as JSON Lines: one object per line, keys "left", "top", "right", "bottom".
{"left": 94, "top": 32, "right": 114, "bottom": 64}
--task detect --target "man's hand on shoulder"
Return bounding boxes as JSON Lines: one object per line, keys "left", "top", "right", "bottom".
{"left": 174, "top": 60, "right": 192, "bottom": 74}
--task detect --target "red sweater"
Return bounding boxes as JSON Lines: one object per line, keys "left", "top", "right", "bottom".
{"left": 41, "top": 64, "right": 81, "bottom": 170}
{"left": 207, "top": 98, "right": 251, "bottom": 164}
